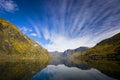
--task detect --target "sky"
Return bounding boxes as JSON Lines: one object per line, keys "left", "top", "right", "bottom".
{"left": 0, "top": 0, "right": 120, "bottom": 52}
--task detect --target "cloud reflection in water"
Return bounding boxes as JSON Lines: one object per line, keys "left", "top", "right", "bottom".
{"left": 31, "top": 64, "right": 115, "bottom": 80}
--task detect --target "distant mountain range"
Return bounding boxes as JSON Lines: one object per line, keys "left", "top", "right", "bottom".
{"left": 0, "top": 18, "right": 49, "bottom": 60}
{"left": 49, "top": 51, "right": 63, "bottom": 54}
{"left": 62, "top": 47, "right": 89, "bottom": 57}
{"left": 49, "top": 51, "right": 63, "bottom": 65}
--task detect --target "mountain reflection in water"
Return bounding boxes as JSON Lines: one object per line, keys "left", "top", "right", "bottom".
{"left": 0, "top": 58, "right": 119, "bottom": 80}
{"left": 31, "top": 64, "right": 116, "bottom": 80}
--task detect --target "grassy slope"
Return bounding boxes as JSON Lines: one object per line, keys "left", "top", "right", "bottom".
{"left": 0, "top": 18, "right": 49, "bottom": 61}
{"left": 79, "top": 33, "right": 120, "bottom": 59}
{"left": 68, "top": 33, "right": 120, "bottom": 63}
{"left": 68, "top": 33, "right": 120, "bottom": 79}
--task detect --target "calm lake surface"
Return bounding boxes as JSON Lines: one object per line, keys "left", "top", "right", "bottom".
{"left": 31, "top": 64, "right": 115, "bottom": 80}
{"left": 0, "top": 59, "right": 120, "bottom": 80}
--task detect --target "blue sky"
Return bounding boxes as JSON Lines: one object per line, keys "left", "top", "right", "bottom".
{"left": 0, "top": 0, "right": 120, "bottom": 51}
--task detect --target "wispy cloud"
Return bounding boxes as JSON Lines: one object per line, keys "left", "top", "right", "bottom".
{"left": 20, "top": 27, "right": 32, "bottom": 34}
{"left": 30, "top": 33, "right": 38, "bottom": 37}
{"left": 28, "top": 19, "right": 42, "bottom": 38}
{"left": 44, "top": 28, "right": 120, "bottom": 52}
{"left": 0, "top": 0, "right": 18, "bottom": 12}
{"left": 42, "top": 28, "right": 50, "bottom": 40}
{"left": 23, "top": 0, "right": 120, "bottom": 51}
{"left": 20, "top": 26, "right": 39, "bottom": 38}
{"left": 39, "top": 0, "right": 120, "bottom": 51}
{"left": 45, "top": 35, "right": 91, "bottom": 51}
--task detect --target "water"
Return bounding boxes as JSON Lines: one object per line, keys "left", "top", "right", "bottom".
{"left": 0, "top": 60, "right": 47, "bottom": 80}
{"left": 31, "top": 64, "right": 115, "bottom": 80}
{"left": 0, "top": 59, "right": 119, "bottom": 80}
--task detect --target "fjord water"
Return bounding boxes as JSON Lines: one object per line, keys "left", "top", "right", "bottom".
{"left": 0, "top": 59, "right": 119, "bottom": 80}
{"left": 31, "top": 64, "right": 115, "bottom": 80}
{"left": 0, "top": 60, "right": 48, "bottom": 80}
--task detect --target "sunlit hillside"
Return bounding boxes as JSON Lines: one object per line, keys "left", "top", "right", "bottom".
{"left": 0, "top": 18, "right": 49, "bottom": 61}
{"left": 69, "top": 33, "right": 120, "bottom": 60}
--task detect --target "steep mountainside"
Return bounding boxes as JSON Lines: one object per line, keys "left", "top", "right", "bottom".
{"left": 78, "top": 33, "right": 120, "bottom": 60}
{"left": 0, "top": 18, "right": 49, "bottom": 60}
{"left": 68, "top": 33, "right": 120, "bottom": 80}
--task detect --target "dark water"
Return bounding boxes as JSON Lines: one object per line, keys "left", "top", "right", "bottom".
{"left": 0, "top": 60, "right": 48, "bottom": 80}
{"left": 0, "top": 59, "right": 120, "bottom": 80}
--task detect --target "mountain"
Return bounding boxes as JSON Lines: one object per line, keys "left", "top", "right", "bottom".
{"left": 63, "top": 47, "right": 89, "bottom": 57}
{"left": 49, "top": 51, "right": 62, "bottom": 60}
{"left": 78, "top": 33, "right": 120, "bottom": 60}
{"left": 49, "top": 51, "right": 63, "bottom": 65}
{"left": 49, "top": 51, "right": 62, "bottom": 55}
{"left": 68, "top": 33, "right": 120, "bottom": 80}
{"left": 0, "top": 18, "right": 49, "bottom": 60}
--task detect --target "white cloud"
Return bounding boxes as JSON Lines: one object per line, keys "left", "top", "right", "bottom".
{"left": 30, "top": 33, "right": 37, "bottom": 37}
{"left": 0, "top": 0, "right": 18, "bottom": 12}
{"left": 44, "top": 28, "right": 120, "bottom": 52}
{"left": 43, "top": 28, "right": 50, "bottom": 40}
{"left": 22, "top": 0, "right": 120, "bottom": 52}
{"left": 20, "top": 26, "right": 40, "bottom": 37}
{"left": 43, "top": 29, "right": 92, "bottom": 52}
{"left": 20, "top": 27, "right": 32, "bottom": 34}
{"left": 45, "top": 36, "right": 90, "bottom": 52}
{"left": 40, "top": 0, "right": 120, "bottom": 52}
{"left": 28, "top": 19, "right": 42, "bottom": 38}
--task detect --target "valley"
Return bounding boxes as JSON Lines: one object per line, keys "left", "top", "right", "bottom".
{"left": 0, "top": 18, "right": 120, "bottom": 80}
